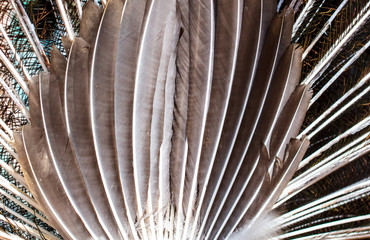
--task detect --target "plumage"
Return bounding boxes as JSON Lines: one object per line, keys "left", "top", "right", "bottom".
{"left": 90, "top": 0, "right": 132, "bottom": 238}
{"left": 0, "top": 0, "right": 368, "bottom": 240}
{"left": 65, "top": 37, "right": 122, "bottom": 240}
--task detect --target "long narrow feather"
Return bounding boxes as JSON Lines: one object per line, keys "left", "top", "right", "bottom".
{"left": 189, "top": 0, "right": 243, "bottom": 238}
{"left": 22, "top": 126, "right": 92, "bottom": 240}
{"left": 202, "top": 9, "right": 293, "bottom": 238}
{"left": 149, "top": 6, "right": 180, "bottom": 239}
{"left": 113, "top": 0, "right": 149, "bottom": 237}
{"left": 39, "top": 72, "right": 109, "bottom": 239}
{"left": 131, "top": 0, "right": 177, "bottom": 238}
{"left": 13, "top": 132, "right": 71, "bottom": 240}
{"left": 170, "top": 2, "right": 190, "bottom": 237}
{"left": 198, "top": 1, "right": 274, "bottom": 236}
{"left": 179, "top": 1, "right": 215, "bottom": 239}
{"left": 65, "top": 37, "right": 123, "bottom": 240}
{"left": 90, "top": 0, "right": 132, "bottom": 239}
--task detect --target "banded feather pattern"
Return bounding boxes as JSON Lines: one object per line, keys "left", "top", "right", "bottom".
{"left": 0, "top": 0, "right": 369, "bottom": 239}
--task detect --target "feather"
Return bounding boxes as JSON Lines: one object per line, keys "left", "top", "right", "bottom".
{"left": 113, "top": 0, "right": 149, "bottom": 237}
{"left": 189, "top": 0, "right": 243, "bottom": 238}
{"left": 131, "top": 1, "right": 178, "bottom": 238}
{"left": 50, "top": 47, "right": 67, "bottom": 112}
{"left": 198, "top": 1, "right": 275, "bottom": 235}
{"left": 89, "top": 0, "right": 132, "bottom": 239}
{"left": 179, "top": 0, "right": 216, "bottom": 239}
{"left": 202, "top": 8, "right": 294, "bottom": 239}
{"left": 13, "top": 133, "right": 71, "bottom": 240}
{"left": 39, "top": 72, "right": 109, "bottom": 239}
{"left": 5, "top": 1, "right": 369, "bottom": 239}
{"left": 79, "top": 0, "right": 103, "bottom": 46}
{"left": 65, "top": 37, "right": 123, "bottom": 240}
{"left": 22, "top": 127, "right": 91, "bottom": 239}
{"left": 21, "top": 126, "right": 92, "bottom": 240}
{"left": 148, "top": 5, "right": 180, "bottom": 239}
{"left": 170, "top": 2, "right": 191, "bottom": 236}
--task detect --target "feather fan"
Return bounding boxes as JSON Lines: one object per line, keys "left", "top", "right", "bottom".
{"left": 0, "top": 0, "right": 368, "bottom": 239}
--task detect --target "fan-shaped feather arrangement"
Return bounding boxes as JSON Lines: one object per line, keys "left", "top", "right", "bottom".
{"left": 0, "top": 0, "right": 369, "bottom": 240}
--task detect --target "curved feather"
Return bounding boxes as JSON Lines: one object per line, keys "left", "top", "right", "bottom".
{"left": 39, "top": 72, "right": 108, "bottom": 239}
{"left": 22, "top": 126, "right": 92, "bottom": 240}
{"left": 65, "top": 37, "right": 123, "bottom": 240}
{"left": 178, "top": 0, "right": 216, "bottom": 238}
{"left": 113, "top": 0, "right": 148, "bottom": 238}
{"left": 202, "top": 9, "right": 294, "bottom": 238}
{"left": 90, "top": 0, "right": 132, "bottom": 239}
{"left": 13, "top": 132, "right": 71, "bottom": 240}
{"left": 190, "top": 0, "right": 243, "bottom": 238}
{"left": 199, "top": 1, "right": 275, "bottom": 235}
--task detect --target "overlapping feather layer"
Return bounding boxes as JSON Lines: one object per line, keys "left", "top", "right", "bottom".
{"left": 14, "top": 0, "right": 311, "bottom": 239}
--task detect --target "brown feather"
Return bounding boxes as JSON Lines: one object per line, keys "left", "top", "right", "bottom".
{"left": 39, "top": 72, "right": 108, "bottom": 239}
{"left": 65, "top": 37, "right": 123, "bottom": 240}
{"left": 90, "top": 0, "right": 132, "bottom": 238}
